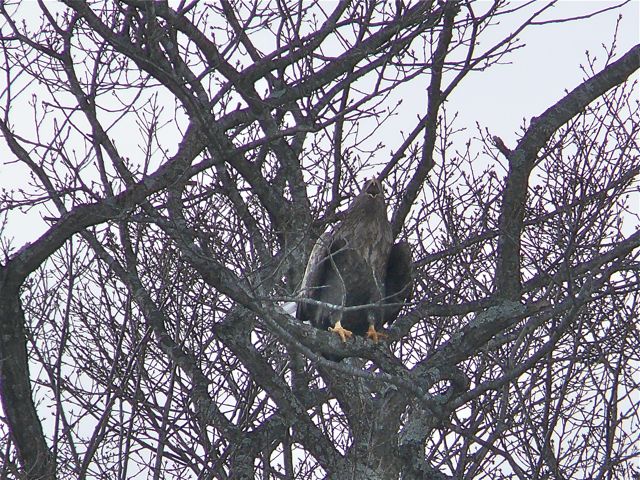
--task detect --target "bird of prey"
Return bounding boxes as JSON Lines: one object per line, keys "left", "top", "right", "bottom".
{"left": 296, "top": 178, "right": 412, "bottom": 345}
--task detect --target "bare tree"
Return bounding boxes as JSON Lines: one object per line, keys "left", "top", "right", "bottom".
{"left": 0, "top": 1, "right": 638, "bottom": 479}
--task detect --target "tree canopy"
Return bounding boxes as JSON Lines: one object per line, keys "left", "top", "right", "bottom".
{"left": 0, "top": 1, "right": 638, "bottom": 479}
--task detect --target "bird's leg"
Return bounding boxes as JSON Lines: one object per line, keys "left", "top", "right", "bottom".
{"left": 365, "top": 324, "right": 388, "bottom": 343}
{"left": 325, "top": 244, "right": 353, "bottom": 343}
{"left": 329, "top": 319, "right": 353, "bottom": 342}
{"left": 365, "top": 311, "right": 387, "bottom": 343}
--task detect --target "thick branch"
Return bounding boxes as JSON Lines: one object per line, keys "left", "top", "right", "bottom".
{"left": 0, "top": 122, "right": 202, "bottom": 477}
{"left": 390, "top": 1, "right": 459, "bottom": 236}
{"left": 0, "top": 285, "right": 55, "bottom": 479}
{"left": 494, "top": 43, "right": 640, "bottom": 299}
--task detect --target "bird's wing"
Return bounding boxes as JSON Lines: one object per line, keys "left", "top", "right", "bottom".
{"left": 383, "top": 241, "right": 413, "bottom": 325}
{"left": 296, "top": 231, "right": 334, "bottom": 322}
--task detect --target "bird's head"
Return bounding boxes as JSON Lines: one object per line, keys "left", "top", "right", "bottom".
{"left": 346, "top": 177, "right": 387, "bottom": 219}
{"left": 338, "top": 177, "right": 392, "bottom": 239}
{"left": 362, "top": 177, "right": 383, "bottom": 198}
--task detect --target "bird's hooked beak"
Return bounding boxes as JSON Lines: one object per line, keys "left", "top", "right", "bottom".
{"left": 364, "top": 178, "right": 382, "bottom": 198}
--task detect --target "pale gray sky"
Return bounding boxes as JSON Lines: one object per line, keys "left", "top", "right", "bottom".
{"left": 1, "top": 1, "right": 638, "bottom": 249}
{"left": 452, "top": 0, "right": 639, "bottom": 144}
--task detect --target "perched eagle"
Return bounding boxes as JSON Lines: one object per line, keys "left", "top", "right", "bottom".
{"left": 296, "top": 178, "right": 413, "bottom": 344}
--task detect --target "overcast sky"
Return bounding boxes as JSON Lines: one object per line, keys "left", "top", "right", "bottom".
{"left": 1, "top": 1, "right": 638, "bottom": 249}
{"left": 451, "top": 0, "right": 638, "bottom": 145}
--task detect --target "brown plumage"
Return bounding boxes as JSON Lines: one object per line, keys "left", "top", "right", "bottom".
{"left": 297, "top": 178, "right": 413, "bottom": 345}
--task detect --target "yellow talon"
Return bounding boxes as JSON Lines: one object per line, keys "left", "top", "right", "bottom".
{"left": 366, "top": 324, "right": 387, "bottom": 343}
{"left": 328, "top": 320, "right": 353, "bottom": 342}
